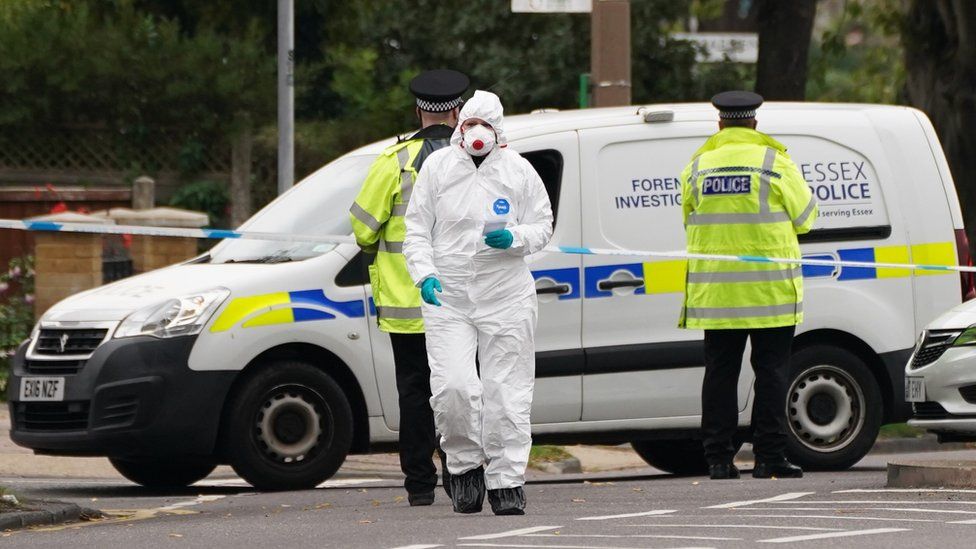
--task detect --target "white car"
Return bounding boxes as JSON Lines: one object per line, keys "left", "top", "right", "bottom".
{"left": 906, "top": 298, "right": 976, "bottom": 440}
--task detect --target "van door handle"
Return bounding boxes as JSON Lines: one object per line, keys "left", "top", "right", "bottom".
{"left": 536, "top": 283, "right": 571, "bottom": 295}
{"left": 598, "top": 278, "right": 644, "bottom": 291}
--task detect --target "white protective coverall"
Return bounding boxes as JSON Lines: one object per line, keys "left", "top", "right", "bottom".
{"left": 403, "top": 91, "right": 554, "bottom": 490}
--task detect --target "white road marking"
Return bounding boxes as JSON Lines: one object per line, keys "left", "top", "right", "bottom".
{"left": 757, "top": 527, "right": 910, "bottom": 544}
{"left": 948, "top": 519, "right": 976, "bottom": 524}
{"left": 835, "top": 488, "right": 976, "bottom": 495}
{"left": 777, "top": 500, "right": 976, "bottom": 505}
{"left": 460, "top": 526, "right": 563, "bottom": 541}
{"left": 706, "top": 491, "right": 815, "bottom": 509}
{"left": 576, "top": 509, "right": 675, "bottom": 521}
{"left": 620, "top": 524, "right": 844, "bottom": 531}
{"left": 389, "top": 545, "right": 444, "bottom": 549}
{"left": 525, "top": 533, "right": 741, "bottom": 541}
{"left": 735, "top": 514, "right": 939, "bottom": 523}
{"left": 158, "top": 494, "right": 225, "bottom": 511}
{"left": 458, "top": 544, "right": 714, "bottom": 549}
{"left": 737, "top": 506, "right": 976, "bottom": 515}
{"left": 193, "top": 477, "right": 383, "bottom": 488}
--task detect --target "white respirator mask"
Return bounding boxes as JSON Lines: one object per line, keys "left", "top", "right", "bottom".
{"left": 462, "top": 124, "right": 496, "bottom": 157}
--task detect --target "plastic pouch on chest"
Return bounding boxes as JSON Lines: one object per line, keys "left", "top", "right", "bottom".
{"left": 482, "top": 195, "right": 513, "bottom": 236}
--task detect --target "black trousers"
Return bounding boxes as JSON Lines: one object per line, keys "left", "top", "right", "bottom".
{"left": 389, "top": 332, "right": 442, "bottom": 494}
{"left": 702, "top": 326, "right": 795, "bottom": 465}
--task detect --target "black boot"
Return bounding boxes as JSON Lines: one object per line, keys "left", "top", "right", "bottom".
{"left": 709, "top": 463, "right": 741, "bottom": 480}
{"left": 488, "top": 487, "right": 526, "bottom": 516}
{"left": 449, "top": 466, "right": 486, "bottom": 514}
{"left": 408, "top": 491, "right": 435, "bottom": 506}
{"left": 753, "top": 460, "right": 803, "bottom": 479}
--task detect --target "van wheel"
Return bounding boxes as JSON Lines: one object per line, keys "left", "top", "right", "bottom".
{"left": 630, "top": 439, "right": 708, "bottom": 475}
{"left": 109, "top": 457, "right": 216, "bottom": 488}
{"left": 222, "top": 361, "right": 353, "bottom": 491}
{"left": 785, "top": 345, "right": 882, "bottom": 470}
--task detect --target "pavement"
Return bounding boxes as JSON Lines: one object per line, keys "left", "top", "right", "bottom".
{"left": 5, "top": 408, "right": 976, "bottom": 547}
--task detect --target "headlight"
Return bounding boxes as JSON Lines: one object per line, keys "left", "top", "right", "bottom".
{"left": 115, "top": 288, "right": 230, "bottom": 339}
{"left": 953, "top": 325, "right": 976, "bottom": 346}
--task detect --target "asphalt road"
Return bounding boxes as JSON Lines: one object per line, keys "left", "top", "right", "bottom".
{"left": 4, "top": 450, "right": 976, "bottom": 549}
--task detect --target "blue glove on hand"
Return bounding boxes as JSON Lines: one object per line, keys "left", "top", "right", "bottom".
{"left": 421, "top": 277, "right": 442, "bottom": 306}
{"left": 484, "top": 229, "right": 514, "bottom": 249}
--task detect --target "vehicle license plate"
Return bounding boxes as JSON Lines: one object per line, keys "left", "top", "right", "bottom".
{"left": 19, "top": 377, "right": 65, "bottom": 401}
{"left": 905, "top": 377, "right": 926, "bottom": 403}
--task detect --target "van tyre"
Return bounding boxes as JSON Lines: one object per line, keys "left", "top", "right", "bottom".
{"left": 223, "top": 361, "right": 353, "bottom": 491}
{"left": 785, "top": 345, "right": 882, "bottom": 471}
{"left": 630, "top": 439, "right": 709, "bottom": 475}
{"left": 109, "top": 457, "right": 216, "bottom": 488}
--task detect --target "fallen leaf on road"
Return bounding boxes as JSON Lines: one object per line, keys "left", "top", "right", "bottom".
{"left": 358, "top": 520, "right": 373, "bottom": 524}
{"left": 371, "top": 500, "right": 381, "bottom": 507}
{"left": 632, "top": 488, "right": 643, "bottom": 492}
{"left": 357, "top": 489, "right": 369, "bottom": 493}
{"left": 315, "top": 503, "right": 332, "bottom": 510}
{"left": 394, "top": 496, "right": 405, "bottom": 503}
{"left": 168, "top": 533, "right": 183, "bottom": 538}
{"left": 692, "top": 481, "right": 699, "bottom": 486}
{"left": 572, "top": 498, "right": 585, "bottom": 503}
{"left": 281, "top": 505, "right": 291, "bottom": 508}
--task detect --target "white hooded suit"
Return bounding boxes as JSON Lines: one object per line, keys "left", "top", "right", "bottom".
{"left": 403, "top": 91, "right": 553, "bottom": 489}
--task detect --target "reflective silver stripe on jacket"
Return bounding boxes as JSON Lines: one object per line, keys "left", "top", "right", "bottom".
{"left": 793, "top": 196, "right": 817, "bottom": 228}
{"left": 349, "top": 202, "right": 382, "bottom": 232}
{"left": 376, "top": 305, "right": 423, "bottom": 319}
{"left": 687, "top": 266, "right": 802, "bottom": 284}
{"left": 391, "top": 203, "right": 408, "bottom": 216}
{"left": 685, "top": 302, "right": 802, "bottom": 319}
{"left": 758, "top": 147, "right": 777, "bottom": 214}
{"left": 397, "top": 147, "right": 415, "bottom": 203}
{"left": 686, "top": 211, "right": 790, "bottom": 225}
{"left": 378, "top": 240, "right": 403, "bottom": 253}
{"left": 688, "top": 157, "right": 701, "bottom": 207}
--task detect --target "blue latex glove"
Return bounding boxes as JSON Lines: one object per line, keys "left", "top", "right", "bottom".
{"left": 484, "top": 229, "right": 514, "bottom": 249}
{"left": 421, "top": 277, "right": 442, "bottom": 306}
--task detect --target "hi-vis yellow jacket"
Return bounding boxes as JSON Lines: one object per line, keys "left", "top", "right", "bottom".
{"left": 679, "top": 127, "right": 818, "bottom": 330}
{"left": 350, "top": 125, "right": 453, "bottom": 333}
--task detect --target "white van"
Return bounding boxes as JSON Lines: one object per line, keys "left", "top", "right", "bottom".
{"left": 8, "top": 103, "right": 971, "bottom": 489}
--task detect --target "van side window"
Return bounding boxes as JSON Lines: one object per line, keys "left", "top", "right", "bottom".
{"left": 522, "top": 149, "right": 563, "bottom": 224}
{"left": 337, "top": 149, "right": 565, "bottom": 288}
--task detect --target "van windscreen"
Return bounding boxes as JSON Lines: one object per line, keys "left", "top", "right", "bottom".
{"left": 208, "top": 155, "right": 375, "bottom": 264}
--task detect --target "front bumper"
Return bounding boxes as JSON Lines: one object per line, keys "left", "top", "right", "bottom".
{"left": 905, "top": 336, "right": 976, "bottom": 440}
{"left": 7, "top": 334, "right": 236, "bottom": 458}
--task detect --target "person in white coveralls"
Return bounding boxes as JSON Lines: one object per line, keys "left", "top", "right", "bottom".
{"left": 403, "top": 90, "right": 553, "bottom": 516}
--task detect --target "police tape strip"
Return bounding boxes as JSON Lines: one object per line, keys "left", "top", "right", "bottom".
{"left": 2, "top": 218, "right": 974, "bottom": 273}
{"left": 0, "top": 219, "right": 357, "bottom": 245}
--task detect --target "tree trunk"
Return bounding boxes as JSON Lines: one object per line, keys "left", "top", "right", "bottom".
{"left": 903, "top": 0, "right": 976, "bottom": 247}
{"left": 230, "top": 123, "right": 253, "bottom": 229}
{"left": 754, "top": 0, "right": 817, "bottom": 100}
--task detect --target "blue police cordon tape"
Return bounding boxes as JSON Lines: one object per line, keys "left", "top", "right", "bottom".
{"left": 2, "top": 218, "right": 974, "bottom": 273}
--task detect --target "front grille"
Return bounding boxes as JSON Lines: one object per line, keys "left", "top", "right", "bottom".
{"left": 913, "top": 401, "right": 950, "bottom": 420}
{"left": 910, "top": 330, "right": 960, "bottom": 369}
{"left": 24, "top": 359, "right": 86, "bottom": 375}
{"left": 960, "top": 384, "right": 976, "bottom": 405}
{"left": 14, "top": 402, "right": 90, "bottom": 431}
{"left": 33, "top": 329, "right": 108, "bottom": 357}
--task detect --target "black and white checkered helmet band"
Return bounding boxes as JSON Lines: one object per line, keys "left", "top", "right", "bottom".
{"left": 416, "top": 97, "right": 463, "bottom": 113}
{"left": 719, "top": 109, "right": 757, "bottom": 119}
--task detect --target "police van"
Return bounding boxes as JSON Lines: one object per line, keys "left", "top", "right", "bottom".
{"left": 8, "top": 103, "right": 971, "bottom": 489}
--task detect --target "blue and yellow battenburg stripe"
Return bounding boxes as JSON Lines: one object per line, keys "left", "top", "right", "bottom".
{"left": 211, "top": 289, "right": 366, "bottom": 332}
{"left": 573, "top": 242, "right": 955, "bottom": 298}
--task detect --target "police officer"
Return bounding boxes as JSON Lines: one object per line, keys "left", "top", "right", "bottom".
{"left": 679, "top": 91, "right": 817, "bottom": 480}
{"left": 349, "top": 69, "right": 469, "bottom": 505}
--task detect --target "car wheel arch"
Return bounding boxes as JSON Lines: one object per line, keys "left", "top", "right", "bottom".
{"left": 791, "top": 328, "right": 893, "bottom": 423}
{"left": 218, "top": 342, "right": 370, "bottom": 455}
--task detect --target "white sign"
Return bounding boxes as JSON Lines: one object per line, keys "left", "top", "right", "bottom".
{"left": 672, "top": 32, "right": 758, "bottom": 63}
{"left": 511, "top": 0, "right": 592, "bottom": 13}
